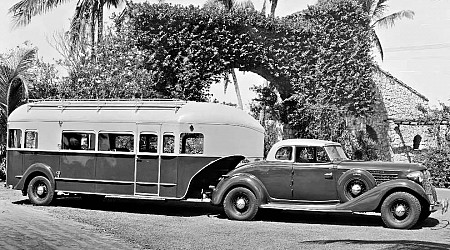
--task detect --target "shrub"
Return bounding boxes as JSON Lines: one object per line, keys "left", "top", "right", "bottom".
{"left": 413, "top": 148, "right": 450, "bottom": 188}
{"left": 0, "top": 156, "right": 5, "bottom": 182}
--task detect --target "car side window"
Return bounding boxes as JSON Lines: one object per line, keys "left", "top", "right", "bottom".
{"left": 316, "top": 147, "right": 330, "bottom": 163}
{"left": 295, "top": 147, "right": 311, "bottom": 163}
{"left": 295, "top": 147, "right": 330, "bottom": 163}
{"left": 275, "top": 146, "right": 292, "bottom": 161}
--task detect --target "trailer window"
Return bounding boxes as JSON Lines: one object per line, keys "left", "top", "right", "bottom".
{"left": 163, "top": 134, "right": 175, "bottom": 153}
{"left": 180, "top": 133, "right": 204, "bottom": 154}
{"left": 62, "top": 132, "right": 95, "bottom": 151}
{"left": 139, "top": 133, "right": 158, "bottom": 153}
{"left": 25, "top": 130, "right": 38, "bottom": 149}
{"left": 99, "top": 132, "right": 134, "bottom": 152}
{"left": 8, "top": 129, "right": 22, "bottom": 148}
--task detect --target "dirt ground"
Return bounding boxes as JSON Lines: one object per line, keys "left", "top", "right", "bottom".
{"left": 1, "top": 182, "right": 449, "bottom": 250}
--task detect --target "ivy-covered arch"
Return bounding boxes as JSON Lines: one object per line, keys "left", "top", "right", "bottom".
{"left": 114, "top": 0, "right": 375, "bottom": 115}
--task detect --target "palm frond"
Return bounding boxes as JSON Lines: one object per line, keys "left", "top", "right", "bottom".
{"left": 9, "top": 0, "right": 73, "bottom": 27}
{"left": 70, "top": 0, "right": 91, "bottom": 47}
{"left": 7, "top": 78, "right": 28, "bottom": 115}
{"left": 10, "top": 48, "right": 37, "bottom": 80}
{"left": 372, "top": 0, "right": 388, "bottom": 19}
{"left": 105, "top": 0, "right": 123, "bottom": 8}
{"left": 373, "top": 10, "right": 415, "bottom": 28}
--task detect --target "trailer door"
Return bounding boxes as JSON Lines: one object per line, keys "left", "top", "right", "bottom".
{"left": 135, "top": 124, "right": 161, "bottom": 195}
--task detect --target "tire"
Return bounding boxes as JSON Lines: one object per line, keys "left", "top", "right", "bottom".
{"left": 418, "top": 206, "right": 431, "bottom": 224}
{"left": 223, "top": 187, "right": 259, "bottom": 221}
{"left": 337, "top": 169, "right": 376, "bottom": 202}
{"left": 27, "top": 176, "right": 54, "bottom": 206}
{"left": 381, "top": 192, "right": 421, "bottom": 229}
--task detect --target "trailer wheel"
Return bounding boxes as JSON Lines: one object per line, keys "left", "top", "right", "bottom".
{"left": 381, "top": 192, "right": 421, "bottom": 229}
{"left": 223, "top": 187, "right": 259, "bottom": 221}
{"left": 337, "top": 169, "right": 376, "bottom": 202}
{"left": 27, "top": 176, "right": 54, "bottom": 206}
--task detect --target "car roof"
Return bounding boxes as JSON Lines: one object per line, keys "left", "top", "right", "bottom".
{"left": 266, "top": 139, "right": 342, "bottom": 161}
{"left": 273, "top": 139, "right": 341, "bottom": 147}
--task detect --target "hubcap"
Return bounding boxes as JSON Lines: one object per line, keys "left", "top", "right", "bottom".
{"left": 236, "top": 198, "right": 246, "bottom": 210}
{"left": 394, "top": 204, "right": 406, "bottom": 217}
{"left": 36, "top": 185, "right": 46, "bottom": 196}
{"left": 351, "top": 184, "right": 362, "bottom": 195}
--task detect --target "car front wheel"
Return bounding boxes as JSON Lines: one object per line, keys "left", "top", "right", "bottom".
{"left": 223, "top": 187, "right": 259, "bottom": 221}
{"left": 27, "top": 176, "right": 54, "bottom": 206}
{"left": 381, "top": 192, "right": 421, "bottom": 229}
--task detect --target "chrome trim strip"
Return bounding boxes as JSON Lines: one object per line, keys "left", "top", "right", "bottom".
{"left": 55, "top": 178, "right": 134, "bottom": 185}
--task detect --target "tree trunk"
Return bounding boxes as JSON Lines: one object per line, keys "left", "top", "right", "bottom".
{"left": 261, "top": 0, "right": 267, "bottom": 14}
{"left": 97, "top": 0, "right": 104, "bottom": 43}
{"left": 90, "top": 0, "right": 97, "bottom": 59}
{"left": 259, "top": 80, "right": 269, "bottom": 125}
{"left": 230, "top": 69, "right": 243, "bottom": 110}
{"left": 270, "top": 0, "right": 278, "bottom": 18}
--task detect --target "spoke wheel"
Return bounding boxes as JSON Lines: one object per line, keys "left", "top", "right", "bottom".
{"left": 223, "top": 187, "right": 259, "bottom": 221}
{"left": 381, "top": 192, "right": 421, "bottom": 229}
{"left": 337, "top": 169, "right": 376, "bottom": 202}
{"left": 27, "top": 176, "right": 54, "bottom": 206}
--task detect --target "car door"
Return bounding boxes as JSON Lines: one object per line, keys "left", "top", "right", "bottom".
{"left": 252, "top": 146, "right": 293, "bottom": 200}
{"left": 292, "top": 146, "right": 339, "bottom": 202}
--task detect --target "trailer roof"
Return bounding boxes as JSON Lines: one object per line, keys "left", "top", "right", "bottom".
{"left": 8, "top": 100, "right": 264, "bottom": 132}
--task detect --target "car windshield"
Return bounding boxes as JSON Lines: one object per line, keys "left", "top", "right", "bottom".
{"left": 324, "top": 145, "right": 349, "bottom": 161}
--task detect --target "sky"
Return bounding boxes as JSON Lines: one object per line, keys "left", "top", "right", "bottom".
{"left": 1, "top": 0, "right": 449, "bottom": 109}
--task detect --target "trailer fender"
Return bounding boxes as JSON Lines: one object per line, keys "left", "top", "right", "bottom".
{"left": 15, "top": 163, "right": 56, "bottom": 195}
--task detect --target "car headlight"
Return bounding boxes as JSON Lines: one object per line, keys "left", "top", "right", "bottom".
{"left": 407, "top": 171, "right": 424, "bottom": 184}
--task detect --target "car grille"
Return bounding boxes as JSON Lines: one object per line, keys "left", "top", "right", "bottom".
{"left": 367, "top": 170, "right": 398, "bottom": 184}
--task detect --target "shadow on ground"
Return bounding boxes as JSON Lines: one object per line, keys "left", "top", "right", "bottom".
{"left": 255, "top": 209, "right": 442, "bottom": 229}
{"left": 300, "top": 239, "right": 450, "bottom": 250}
{"left": 13, "top": 195, "right": 443, "bottom": 229}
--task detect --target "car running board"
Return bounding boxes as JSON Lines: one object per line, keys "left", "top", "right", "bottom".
{"left": 260, "top": 203, "right": 353, "bottom": 213}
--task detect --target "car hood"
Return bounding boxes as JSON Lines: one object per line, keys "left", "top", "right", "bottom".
{"left": 336, "top": 160, "right": 426, "bottom": 172}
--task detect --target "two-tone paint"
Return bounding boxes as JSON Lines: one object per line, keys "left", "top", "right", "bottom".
{"left": 6, "top": 100, "right": 264, "bottom": 201}
{"left": 211, "top": 139, "right": 445, "bottom": 226}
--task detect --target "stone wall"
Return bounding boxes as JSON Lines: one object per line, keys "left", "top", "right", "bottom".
{"left": 372, "top": 68, "right": 432, "bottom": 162}
{"left": 279, "top": 67, "right": 444, "bottom": 163}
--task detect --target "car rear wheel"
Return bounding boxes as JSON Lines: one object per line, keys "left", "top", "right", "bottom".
{"left": 381, "top": 192, "right": 421, "bottom": 229}
{"left": 27, "top": 176, "right": 54, "bottom": 206}
{"left": 223, "top": 187, "right": 259, "bottom": 221}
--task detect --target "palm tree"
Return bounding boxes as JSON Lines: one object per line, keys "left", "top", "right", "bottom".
{"left": 269, "top": 0, "right": 277, "bottom": 17}
{"left": 0, "top": 47, "right": 37, "bottom": 143}
{"left": 358, "top": 0, "right": 414, "bottom": 60}
{"left": 261, "top": 0, "right": 277, "bottom": 17}
{"left": 9, "top": 0, "right": 123, "bottom": 55}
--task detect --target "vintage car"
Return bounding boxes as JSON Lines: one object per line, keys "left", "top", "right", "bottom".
{"left": 210, "top": 139, "right": 448, "bottom": 229}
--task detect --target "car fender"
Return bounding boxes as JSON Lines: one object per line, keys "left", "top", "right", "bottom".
{"left": 336, "top": 179, "right": 429, "bottom": 212}
{"left": 211, "top": 173, "right": 269, "bottom": 206}
{"left": 15, "top": 163, "right": 56, "bottom": 194}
